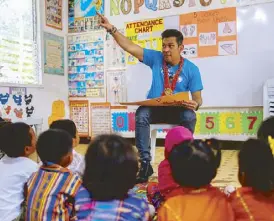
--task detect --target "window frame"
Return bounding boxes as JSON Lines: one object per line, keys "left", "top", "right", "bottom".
{"left": 0, "top": 0, "right": 43, "bottom": 88}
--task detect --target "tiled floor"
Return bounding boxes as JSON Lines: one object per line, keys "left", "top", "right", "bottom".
{"left": 75, "top": 144, "right": 241, "bottom": 188}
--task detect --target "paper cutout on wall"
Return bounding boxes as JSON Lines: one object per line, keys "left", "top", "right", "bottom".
{"left": 25, "top": 94, "right": 33, "bottom": 105}
{"left": 13, "top": 95, "right": 22, "bottom": 106}
{"left": 48, "top": 100, "right": 65, "bottom": 126}
{"left": 112, "top": 112, "right": 129, "bottom": 132}
{"left": 4, "top": 106, "right": 11, "bottom": 115}
{"left": 0, "top": 93, "right": 9, "bottom": 105}
{"left": 14, "top": 108, "right": 23, "bottom": 118}
{"left": 26, "top": 106, "right": 34, "bottom": 118}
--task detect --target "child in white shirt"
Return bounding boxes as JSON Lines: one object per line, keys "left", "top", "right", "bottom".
{"left": 0, "top": 122, "right": 38, "bottom": 221}
{"left": 50, "top": 119, "right": 85, "bottom": 176}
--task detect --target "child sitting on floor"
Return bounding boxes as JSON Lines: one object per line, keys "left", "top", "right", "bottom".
{"left": 157, "top": 139, "right": 234, "bottom": 221}
{"left": 228, "top": 139, "right": 274, "bottom": 220}
{"left": 147, "top": 126, "right": 193, "bottom": 209}
{"left": 0, "top": 123, "right": 38, "bottom": 221}
{"left": 81, "top": 134, "right": 150, "bottom": 221}
{"left": 25, "top": 129, "right": 90, "bottom": 221}
{"left": 0, "top": 119, "right": 11, "bottom": 160}
{"left": 50, "top": 119, "right": 85, "bottom": 176}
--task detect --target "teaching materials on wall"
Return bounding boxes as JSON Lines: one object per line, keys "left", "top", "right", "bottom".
{"left": 180, "top": 7, "right": 237, "bottom": 58}
{"left": 106, "top": 30, "right": 126, "bottom": 69}
{"left": 106, "top": 70, "right": 127, "bottom": 105}
{"left": 45, "top": 0, "right": 62, "bottom": 30}
{"left": 69, "top": 100, "right": 89, "bottom": 137}
{"left": 68, "top": 0, "right": 104, "bottom": 33}
{"left": 120, "top": 92, "right": 189, "bottom": 106}
{"left": 44, "top": 32, "right": 64, "bottom": 75}
{"left": 68, "top": 32, "right": 105, "bottom": 97}
{"left": 125, "top": 18, "right": 164, "bottom": 65}
{"left": 90, "top": 103, "right": 111, "bottom": 137}
{"left": 124, "top": 3, "right": 274, "bottom": 107}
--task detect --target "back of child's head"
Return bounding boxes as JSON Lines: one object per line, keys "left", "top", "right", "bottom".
{"left": 168, "top": 139, "right": 221, "bottom": 188}
{"left": 0, "top": 122, "right": 34, "bottom": 158}
{"left": 83, "top": 134, "right": 138, "bottom": 201}
{"left": 50, "top": 119, "right": 77, "bottom": 138}
{"left": 37, "top": 129, "right": 73, "bottom": 165}
{"left": 257, "top": 116, "right": 274, "bottom": 141}
{"left": 239, "top": 139, "right": 274, "bottom": 193}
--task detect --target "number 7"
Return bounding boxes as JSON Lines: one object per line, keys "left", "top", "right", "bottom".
{"left": 247, "top": 116, "right": 257, "bottom": 130}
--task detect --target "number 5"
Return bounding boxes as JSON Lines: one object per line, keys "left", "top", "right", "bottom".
{"left": 206, "top": 116, "right": 215, "bottom": 129}
{"left": 247, "top": 116, "right": 257, "bottom": 130}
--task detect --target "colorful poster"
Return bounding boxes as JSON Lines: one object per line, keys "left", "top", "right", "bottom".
{"left": 45, "top": 0, "right": 63, "bottom": 30}
{"left": 68, "top": 32, "right": 105, "bottom": 97}
{"left": 90, "top": 103, "right": 111, "bottom": 137}
{"left": 69, "top": 100, "right": 89, "bottom": 136}
{"left": 106, "top": 30, "right": 126, "bottom": 69}
{"left": 125, "top": 18, "right": 164, "bottom": 65}
{"left": 44, "top": 32, "right": 64, "bottom": 75}
{"left": 68, "top": 0, "right": 104, "bottom": 33}
{"left": 106, "top": 70, "right": 127, "bottom": 105}
{"left": 180, "top": 7, "right": 237, "bottom": 58}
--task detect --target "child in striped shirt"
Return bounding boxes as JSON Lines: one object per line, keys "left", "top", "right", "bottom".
{"left": 50, "top": 119, "right": 85, "bottom": 177}
{"left": 25, "top": 129, "right": 90, "bottom": 221}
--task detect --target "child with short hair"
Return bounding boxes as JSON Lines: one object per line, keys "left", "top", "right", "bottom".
{"left": 229, "top": 139, "right": 274, "bottom": 220}
{"left": 25, "top": 129, "right": 90, "bottom": 221}
{"left": 0, "top": 123, "right": 38, "bottom": 221}
{"left": 157, "top": 139, "right": 234, "bottom": 221}
{"left": 257, "top": 116, "right": 274, "bottom": 154}
{"left": 50, "top": 119, "right": 85, "bottom": 176}
{"left": 81, "top": 134, "right": 150, "bottom": 221}
{"left": 0, "top": 119, "right": 11, "bottom": 160}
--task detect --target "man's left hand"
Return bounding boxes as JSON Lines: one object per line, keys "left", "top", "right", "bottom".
{"left": 182, "top": 100, "right": 199, "bottom": 110}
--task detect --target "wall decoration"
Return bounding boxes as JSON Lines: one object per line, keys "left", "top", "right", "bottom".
{"left": 106, "top": 30, "right": 126, "bottom": 69}
{"left": 68, "top": 0, "right": 104, "bottom": 33}
{"left": 69, "top": 100, "right": 89, "bottom": 136}
{"left": 125, "top": 18, "right": 164, "bottom": 65}
{"left": 12, "top": 95, "right": 22, "bottom": 106}
{"left": 48, "top": 100, "right": 65, "bottom": 126}
{"left": 0, "top": 93, "right": 9, "bottom": 105}
{"left": 111, "top": 110, "right": 263, "bottom": 136}
{"left": 90, "top": 103, "right": 111, "bottom": 137}
{"left": 180, "top": 7, "right": 237, "bottom": 58}
{"left": 26, "top": 106, "right": 34, "bottom": 117}
{"left": 24, "top": 94, "right": 33, "bottom": 105}
{"left": 106, "top": 70, "right": 127, "bottom": 105}
{"left": 45, "top": 0, "right": 63, "bottom": 30}
{"left": 44, "top": 32, "right": 65, "bottom": 75}
{"left": 68, "top": 32, "right": 105, "bottom": 97}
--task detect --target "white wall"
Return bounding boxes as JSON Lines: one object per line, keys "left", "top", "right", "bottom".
{"left": 0, "top": 0, "right": 69, "bottom": 130}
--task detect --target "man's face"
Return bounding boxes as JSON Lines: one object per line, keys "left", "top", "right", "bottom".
{"left": 162, "top": 37, "right": 184, "bottom": 63}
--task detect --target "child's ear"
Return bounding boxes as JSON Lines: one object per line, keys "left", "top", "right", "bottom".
{"left": 60, "top": 152, "right": 73, "bottom": 168}
{"left": 24, "top": 145, "right": 35, "bottom": 157}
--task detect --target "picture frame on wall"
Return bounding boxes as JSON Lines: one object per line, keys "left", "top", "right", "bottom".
{"left": 45, "top": 0, "right": 63, "bottom": 30}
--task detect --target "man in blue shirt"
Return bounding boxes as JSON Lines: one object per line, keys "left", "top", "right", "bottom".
{"left": 99, "top": 14, "right": 203, "bottom": 183}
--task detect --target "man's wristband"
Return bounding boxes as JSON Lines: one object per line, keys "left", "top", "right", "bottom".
{"left": 107, "top": 26, "right": 117, "bottom": 35}
{"left": 195, "top": 104, "right": 200, "bottom": 111}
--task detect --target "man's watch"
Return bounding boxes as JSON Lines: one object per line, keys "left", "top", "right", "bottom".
{"left": 195, "top": 104, "right": 200, "bottom": 111}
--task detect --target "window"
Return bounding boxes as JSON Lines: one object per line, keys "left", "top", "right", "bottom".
{"left": 0, "top": 0, "right": 41, "bottom": 85}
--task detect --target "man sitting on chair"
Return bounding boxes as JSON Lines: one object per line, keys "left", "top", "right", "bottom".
{"left": 98, "top": 14, "right": 203, "bottom": 183}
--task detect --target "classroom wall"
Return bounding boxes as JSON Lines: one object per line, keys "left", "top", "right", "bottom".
{"left": 0, "top": 0, "right": 69, "bottom": 130}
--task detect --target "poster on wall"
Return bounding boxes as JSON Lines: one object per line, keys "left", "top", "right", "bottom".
{"left": 68, "top": 0, "right": 104, "bottom": 33}
{"left": 125, "top": 18, "right": 164, "bottom": 65}
{"left": 45, "top": 0, "right": 63, "bottom": 30}
{"left": 90, "top": 103, "right": 111, "bottom": 137}
{"left": 68, "top": 31, "right": 105, "bottom": 97}
{"left": 44, "top": 32, "right": 64, "bottom": 75}
{"left": 106, "top": 70, "right": 127, "bottom": 105}
{"left": 69, "top": 100, "right": 89, "bottom": 136}
{"left": 106, "top": 30, "right": 126, "bottom": 69}
{"left": 180, "top": 7, "right": 237, "bottom": 58}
